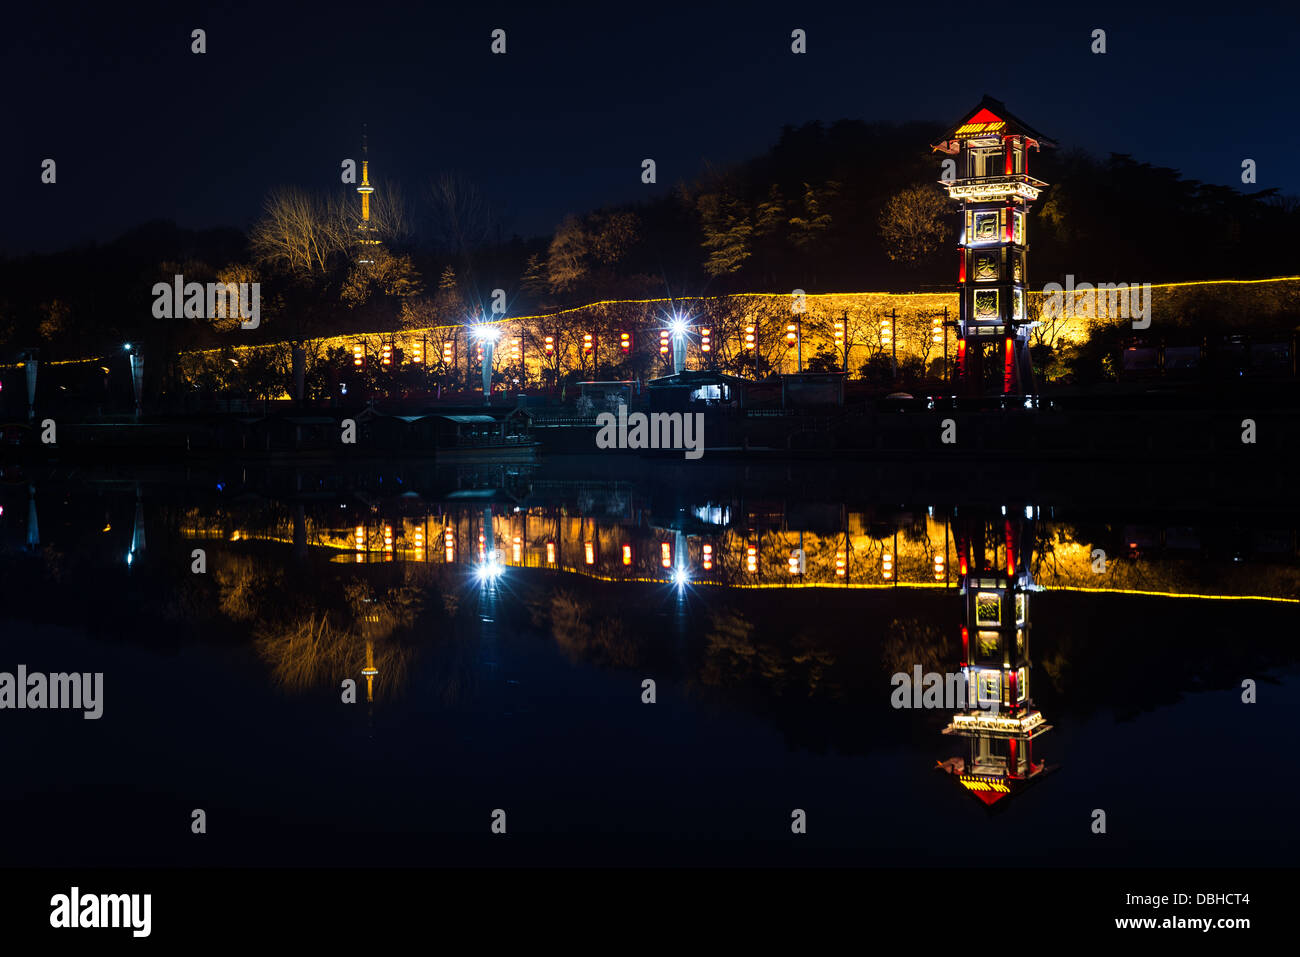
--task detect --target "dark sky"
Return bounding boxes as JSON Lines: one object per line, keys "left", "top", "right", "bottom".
{"left": 5, "top": 2, "right": 1298, "bottom": 255}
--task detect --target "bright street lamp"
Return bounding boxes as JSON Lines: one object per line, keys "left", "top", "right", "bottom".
{"left": 470, "top": 323, "right": 502, "bottom": 405}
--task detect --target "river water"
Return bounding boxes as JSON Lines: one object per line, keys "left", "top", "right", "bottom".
{"left": 0, "top": 458, "right": 1296, "bottom": 866}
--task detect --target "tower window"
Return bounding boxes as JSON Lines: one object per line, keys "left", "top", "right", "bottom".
{"left": 976, "top": 591, "right": 1001, "bottom": 625}
{"left": 969, "top": 148, "right": 1000, "bottom": 178}
{"left": 977, "top": 670, "right": 1001, "bottom": 702}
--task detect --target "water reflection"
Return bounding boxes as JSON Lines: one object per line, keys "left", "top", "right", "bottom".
{"left": 227, "top": 558, "right": 421, "bottom": 703}
{"left": 1, "top": 464, "right": 1298, "bottom": 841}
{"left": 938, "top": 508, "right": 1054, "bottom": 809}
{"left": 175, "top": 500, "right": 1300, "bottom": 606}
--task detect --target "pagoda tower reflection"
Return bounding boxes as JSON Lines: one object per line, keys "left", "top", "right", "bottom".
{"left": 939, "top": 506, "right": 1054, "bottom": 808}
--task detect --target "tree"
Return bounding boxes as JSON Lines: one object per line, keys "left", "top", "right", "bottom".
{"left": 897, "top": 308, "right": 939, "bottom": 369}
{"left": 38, "top": 300, "right": 71, "bottom": 342}
{"left": 366, "top": 181, "right": 413, "bottom": 248}
{"left": 544, "top": 211, "right": 642, "bottom": 300}
{"left": 546, "top": 215, "right": 591, "bottom": 292}
{"left": 209, "top": 264, "right": 261, "bottom": 334}
{"left": 340, "top": 250, "right": 423, "bottom": 309}
{"left": 697, "top": 191, "right": 753, "bottom": 277}
{"left": 429, "top": 172, "right": 495, "bottom": 255}
{"left": 723, "top": 297, "right": 800, "bottom": 378}
{"left": 878, "top": 184, "right": 951, "bottom": 266}
{"left": 590, "top": 211, "right": 639, "bottom": 265}
{"left": 428, "top": 172, "right": 496, "bottom": 294}
{"left": 691, "top": 297, "right": 754, "bottom": 377}
{"left": 805, "top": 347, "right": 841, "bottom": 373}
{"left": 249, "top": 187, "right": 348, "bottom": 276}
{"left": 519, "top": 312, "right": 584, "bottom": 390}
{"left": 754, "top": 184, "right": 786, "bottom": 236}
{"left": 235, "top": 345, "right": 290, "bottom": 406}
{"left": 434, "top": 266, "right": 466, "bottom": 319}
{"left": 520, "top": 253, "right": 549, "bottom": 304}
{"left": 749, "top": 184, "right": 787, "bottom": 285}
{"left": 826, "top": 305, "right": 883, "bottom": 374}
{"left": 788, "top": 181, "right": 839, "bottom": 249}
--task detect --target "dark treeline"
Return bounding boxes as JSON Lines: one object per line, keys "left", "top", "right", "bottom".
{"left": 2, "top": 117, "right": 1296, "bottom": 361}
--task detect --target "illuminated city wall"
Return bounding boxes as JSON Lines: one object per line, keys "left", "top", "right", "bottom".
{"left": 109, "top": 276, "right": 1300, "bottom": 395}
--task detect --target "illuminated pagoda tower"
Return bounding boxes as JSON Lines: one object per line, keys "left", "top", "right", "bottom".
{"left": 939, "top": 506, "right": 1053, "bottom": 809}
{"left": 356, "top": 127, "right": 381, "bottom": 265}
{"left": 932, "top": 97, "right": 1054, "bottom": 397}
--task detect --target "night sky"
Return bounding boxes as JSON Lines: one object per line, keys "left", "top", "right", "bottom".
{"left": 5, "top": 3, "right": 1298, "bottom": 255}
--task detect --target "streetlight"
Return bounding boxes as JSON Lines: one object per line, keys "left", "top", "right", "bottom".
{"left": 470, "top": 323, "right": 501, "bottom": 405}
{"left": 668, "top": 315, "right": 689, "bottom": 375}
{"left": 125, "top": 344, "right": 143, "bottom": 420}
{"left": 475, "top": 549, "right": 505, "bottom": 584}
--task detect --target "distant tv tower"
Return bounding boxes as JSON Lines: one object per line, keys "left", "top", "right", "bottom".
{"left": 356, "top": 126, "right": 381, "bottom": 264}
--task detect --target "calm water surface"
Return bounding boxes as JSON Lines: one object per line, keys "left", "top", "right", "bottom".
{"left": 1, "top": 460, "right": 1296, "bottom": 866}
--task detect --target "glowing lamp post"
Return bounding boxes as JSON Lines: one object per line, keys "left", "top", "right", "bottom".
{"left": 470, "top": 323, "right": 501, "bottom": 405}
{"left": 669, "top": 318, "right": 688, "bottom": 375}
{"left": 668, "top": 530, "right": 690, "bottom": 590}
{"left": 125, "top": 343, "right": 143, "bottom": 421}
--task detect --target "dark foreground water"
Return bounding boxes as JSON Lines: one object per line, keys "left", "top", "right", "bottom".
{"left": 0, "top": 457, "right": 1297, "bottom": 866}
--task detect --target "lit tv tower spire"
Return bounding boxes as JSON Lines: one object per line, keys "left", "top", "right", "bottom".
{"left": 362, "top": 639, "right": 378, "bottom": 704}
{"left": 357, "top": 125, "right": 380, "bottom": 264}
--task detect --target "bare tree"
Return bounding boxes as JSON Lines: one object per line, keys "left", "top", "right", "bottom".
{"left": 367, "top": 181, "right": 414, "bottom": 247}
{"left": 249, "top": 187, "right": 349, "bottom": 275}
{"left": 428, "top": 172, "right": 496, "bottom": 295}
